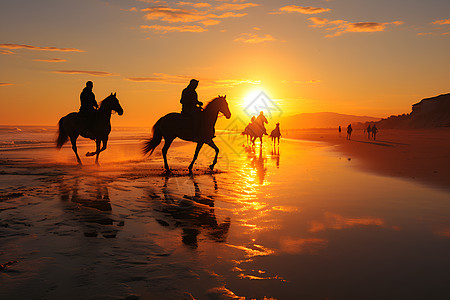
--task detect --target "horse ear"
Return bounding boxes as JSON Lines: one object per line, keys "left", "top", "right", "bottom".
{"left": 224, "top": 95, "right": 226, "bottom": 99}
{"left": 113, "top": 92, "right": 116, "bottom": 96}
{"left": 110, "top": 92, "right": 113, "bottom": 95}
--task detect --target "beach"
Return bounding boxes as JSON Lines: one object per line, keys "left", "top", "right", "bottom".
{"left": 1, "top": 126, "right": 449, "bottom": 299}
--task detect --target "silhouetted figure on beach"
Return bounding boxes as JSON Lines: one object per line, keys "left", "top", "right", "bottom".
{"left": 347, "top": 124, "right": 352, "bottom": 140}
{"left": 270, "top": 122, "right": 281, "bottom": 144}
{"left": 143, "top": 95, "right": 231, "bottom": 173}
{"left": 338, "top": 126, "right": 341, "bottom": 136}
{"left": 371, "top": 125, "right": 378, "bottom": 140}
{"left": 256, "top": 111, "right": 268, "bottom": 136}
{"left": 79, "top": 81, "right": 98, "bottom": 138}
{"left": 56, "top": 92, "right": 123, "bottom": 165}
{"left": 366, "top": 124, "right": 372, "bottom": 139}
{"left": 180, "top": 79, "right": 203, "bottom": 141}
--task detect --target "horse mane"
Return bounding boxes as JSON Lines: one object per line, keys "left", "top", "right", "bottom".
{"left": 203, "top": 96, "right": 223, "bottom": 111}
{"left": 98, "top": 94, "right": 114, "bottom": 108}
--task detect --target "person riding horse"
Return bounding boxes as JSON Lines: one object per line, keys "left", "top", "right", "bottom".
{"left": 255, "top": 111, "right": 268, "bottom": 135}
{"left": 79, "top": 81, "right": 98, "bottom": 138}
{"left": 180, "top": 79, "right": 203, "bottom": 140}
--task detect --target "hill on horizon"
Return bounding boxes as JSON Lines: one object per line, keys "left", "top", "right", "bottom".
{"left": 373, "top": 93, "right": 450, "bottom": 129}
{"left": 280, "top": 112, "right": 381, "bottom": 130}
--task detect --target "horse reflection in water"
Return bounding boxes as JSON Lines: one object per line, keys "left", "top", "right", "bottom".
{"left": 58, "top": 175, "right": 122, "bottom": 238}
{"left": 246, "top": 145, "right": 267, "bottom": 185}
{"left": 271, "top": 145, "right": 280, "bottom": 168}
{"left": 149, "top": 175, "right": 230, "bottom": 249}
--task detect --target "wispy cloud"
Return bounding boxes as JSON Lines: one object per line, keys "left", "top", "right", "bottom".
{"left": 129, "top": 1, "right": 256, "bottom": 34}
{"left": 0, "top": 49, "right": 14, "bottom": 55}
{"left": 33, "top": 58, "right": 67, "bottom": 62}
{"left": 432, "top": 18, "right": 450, "bottom": 25}
{"left": 0, "top": 43, "right": 84, "bottom": 52}
{"left": 234, "top": 33, "right": 276, "bottom": 43}
{"left": 308, "top": 17, "right": 403, "bottom": 37}
{"left": 54, "top": 70, "right": 118, "bottom": 76}
{"left": 294, "top": 79, "right": 321, "bottom": 84}
{"left": 273, "top": 5, "right": 330, "bottom": 15}
{"left": 0, "top": 82, "right": 14, "bottom": 86}
{"left": 141, "top": 24, "right": 207, "bottom": 33}
{"left": 215, "top": 2, "right": 259, "bottom": 11}
{"left": 126, "top": 73, "right": 260, "bottom": 87}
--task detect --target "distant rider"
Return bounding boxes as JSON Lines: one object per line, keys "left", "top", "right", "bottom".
{"left": 180, "top": 79, "right": 203, "bottom": 140}
{"left": 255, "top": 111, "right": 268, "bottom": 135}
{"left": 79, "top": 81, "right": 98, "bottom": 138}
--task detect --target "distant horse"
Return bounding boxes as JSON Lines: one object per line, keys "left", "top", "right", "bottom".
{"left": 270, "top": 123, "right": 281, "bottom": 144}
{"left": 143, "top": 95, "right": 231, "bottom": 173}
{"left": 56, "top": 93, "right": 124, "bottom": 165}
{"left": 346, "top": 124, "right": 353, "bottom": 140}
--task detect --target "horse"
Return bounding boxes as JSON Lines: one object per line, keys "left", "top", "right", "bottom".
{"left": 270, "top": 123, "right": 281, "bottom": 144}
{"left": 143, "top": 95, "right": 231, "bottom": 174}
{"left": 56, "top": 93, "right": 124, "bottom": 165}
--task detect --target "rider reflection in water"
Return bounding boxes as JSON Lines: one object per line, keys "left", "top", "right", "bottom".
{"left": 180, "top": 79, "right": 203, "bottom": 141}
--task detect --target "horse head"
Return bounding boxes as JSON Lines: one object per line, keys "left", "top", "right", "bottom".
{"left": 100, "top": 92, "right": 123, "bottom": 116}
{"left": 217, "top": 95, "right": 231, "bottom": 119}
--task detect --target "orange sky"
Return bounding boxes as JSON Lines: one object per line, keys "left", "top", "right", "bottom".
{"left": 0, "top": 0, "right": 449, "bottom": 126}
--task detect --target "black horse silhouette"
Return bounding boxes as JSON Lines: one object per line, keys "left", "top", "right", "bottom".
{"left": 143, "top": 96, "right": 231, "bottom": 173}
{"left": 56, "top": 93, "right": 123, "bottom": 165}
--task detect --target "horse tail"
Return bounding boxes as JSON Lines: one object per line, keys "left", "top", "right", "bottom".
{"left": 56, "top": 117, "right": 68, "bottom": 149}
{"left": 143, "top": 118, "right": 163, "bottom": 155}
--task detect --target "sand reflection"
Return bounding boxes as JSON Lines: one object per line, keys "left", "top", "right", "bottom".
{"left": 58, "top": 174, "right": 122, "bottom": 238}
{"left": 149, "top": 174, "right": 231, "bottom": 248}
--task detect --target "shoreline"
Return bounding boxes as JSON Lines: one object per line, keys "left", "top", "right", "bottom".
{"left": 285, "top": 128, "right": 450, "bottom": 191}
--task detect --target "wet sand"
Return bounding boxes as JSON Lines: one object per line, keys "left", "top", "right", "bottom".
{"left": 1, "top": 134, "right": 449, "bottom": 299}
{"left": 286, "top": 128, "right": 450, "bottom": 191}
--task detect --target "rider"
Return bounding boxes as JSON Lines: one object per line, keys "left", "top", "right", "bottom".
{"left": 180, "top": 79, "right": 203, "bottom": 141}
{"left": 255, "top": 111, "right": 268, "bottom": 135}
{"left": 79, "top": 81, "right": 98, "bottom": 138}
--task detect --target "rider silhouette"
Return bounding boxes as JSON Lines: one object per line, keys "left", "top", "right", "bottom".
{"left": 180, "top": 79, "right": 203, "bottom": 140}
{"left": 255, "top": 111, "right": 268, "bottom": 135}
{"left": 79, "top": 81, "right": 98, "bottom": 138}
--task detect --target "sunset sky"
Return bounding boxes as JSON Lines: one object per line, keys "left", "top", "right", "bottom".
{"left": 1, "top": 0, "right": 449, "bottom": 126}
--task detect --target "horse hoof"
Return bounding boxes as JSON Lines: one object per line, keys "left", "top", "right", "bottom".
{"left": 209, "top": 165, "right": 214, "bottom": 171}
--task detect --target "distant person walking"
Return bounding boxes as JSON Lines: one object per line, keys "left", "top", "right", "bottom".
{"left": 366, "top": 124, "right": 372, "bottom": 139}
{"left": 79, "top": 81, "right": 98, "bottom": 138}
{"left": 346, "top": 124, "right": 352, "bottom": 140}
{"left": 371, "top": 125, "right": 378, "bottom": 140}
{"left": 338, "top": 126, "right": 342, "bottom": 137}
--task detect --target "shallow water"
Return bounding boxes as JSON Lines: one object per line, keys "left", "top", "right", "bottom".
{"left": 0, "top": 131, "right": 449, "bottom": 299}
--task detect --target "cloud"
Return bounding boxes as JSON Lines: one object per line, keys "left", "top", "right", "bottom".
{"left": 0, "top": 49, "right": 14, "bottom": 55}
{"left": 54, "top": 70, "right": 118, "bottom": 76}
{"left": 33, "top": 58, "right": 67, "bottom": 62}
{"left": 432, "top": 19, "right": 450, "bottom": 25}
{"left": 275, "top": 5, "right": 330, "bottom": 15}
{"left": 294, "top": 79, "right": 321, "bottom": 84}
{"left": 215, "top": 3, "right": 259, "bottom": 11}
{"left": 178, "top": 2, "right": 211, "bottom": 8}
{"left": 0, "top": 43, "right": 84, "bottom": 52}
{"left": 0, "top": 82, "right": 14, "bottom": 86}
{"left": 307, "top": 18, "right": 403, "bottom": 37}
{"left": 142, "top": 7, "right": 206, "bottom": 23}
{"left": 141, "top": 24, "right": 207, "bottom": 33}
{"left": 234, "top": 33, "right": 276, "bottom": 43}
{"left": 126, "top": 73, "right": 260, "bottom": 87}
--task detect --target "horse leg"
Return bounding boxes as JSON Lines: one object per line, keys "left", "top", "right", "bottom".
{"left": 162, "top": 138, "right": 174, "bottom": 172}
{"left": 205, "top": 140, "right": 219, "bottom": 171}
{"left": 70, "top": 135, "right": 82, "bottom": 165}
{"left": 95, "top": 139, "right": 102, "bottom": 165}
{"left": 188, "top": 142, "right": 204, "bottom": 173}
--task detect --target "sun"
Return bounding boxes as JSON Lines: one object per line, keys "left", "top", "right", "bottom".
{"left": 242, "top": 89, "right": 266, "bottom": 110}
